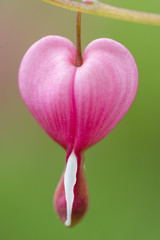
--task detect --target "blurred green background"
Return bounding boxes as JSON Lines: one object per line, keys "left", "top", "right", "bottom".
{"left": 0, "top": 0, "right": 160, "bottom": 239}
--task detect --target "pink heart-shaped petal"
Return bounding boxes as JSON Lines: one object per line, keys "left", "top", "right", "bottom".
{"left": 74, "top": 38, "right": 138, "bottom": 152}
{"left": 19, "top": 36, "right": 138, "bottom": 227}
{"left": 19, "top": 36, "right": 77, "bottom": 153}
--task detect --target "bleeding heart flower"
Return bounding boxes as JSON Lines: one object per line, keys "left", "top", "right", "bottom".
{"left": 18, "top": 35, "right": 138, "bottom": 227}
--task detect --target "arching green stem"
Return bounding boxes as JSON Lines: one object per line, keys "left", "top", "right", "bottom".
{"left": 42, "top": 0, "right": 160, "bottom": 26}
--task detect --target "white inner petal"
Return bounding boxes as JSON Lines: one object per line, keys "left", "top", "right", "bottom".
{"left": 64, "top": 151, "right": 78, "bottom": 227}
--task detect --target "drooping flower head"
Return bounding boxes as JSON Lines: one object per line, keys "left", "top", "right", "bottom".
{"left": 18, "top": 35, "right": 138, "bottom": 227}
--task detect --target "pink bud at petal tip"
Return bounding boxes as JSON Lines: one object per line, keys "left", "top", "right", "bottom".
{"left": 18, "top": 36, "right": 138, "bottom": 227}
{"left": 54, "top": 151, "right": 89, "bottom": 227}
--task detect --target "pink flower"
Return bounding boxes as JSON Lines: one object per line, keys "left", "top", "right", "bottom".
{"left": 18, "top": 36, "right": 138, "bottom": 227}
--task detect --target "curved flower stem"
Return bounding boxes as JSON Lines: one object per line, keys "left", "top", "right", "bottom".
{"left": 76, "top": 12, "right": 83, "bottom": 67}
{"left": 42, "top": 0, "right": 160, "bottom": 26}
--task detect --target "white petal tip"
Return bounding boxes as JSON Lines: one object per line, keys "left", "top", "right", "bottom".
{"left": 64, "top": 151, "right": 78, "bottom": 228}
{"left": 65, "top": 220, "right": 71, "bottom": 227}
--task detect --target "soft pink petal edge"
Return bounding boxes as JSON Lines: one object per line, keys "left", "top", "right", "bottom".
{"left": 73, "top": 38, "right": 138, "bottom": 152}
{"left": 18, "top": 36, "right": 77, "bottom": 151}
